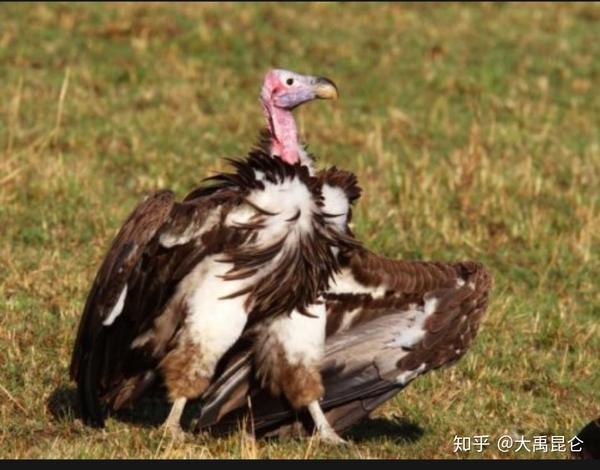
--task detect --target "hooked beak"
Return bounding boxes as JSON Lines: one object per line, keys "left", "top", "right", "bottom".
{"left": 314, "top": 77, "right": 339, "bottom": 100}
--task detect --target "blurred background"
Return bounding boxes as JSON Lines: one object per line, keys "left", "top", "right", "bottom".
{"left": 0, "top": 2, "right": 598, "bottom": 458}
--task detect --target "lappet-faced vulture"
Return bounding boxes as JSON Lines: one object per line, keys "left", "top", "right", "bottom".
{"left": 70, "top": 69, "right": 365, "bottom": 442}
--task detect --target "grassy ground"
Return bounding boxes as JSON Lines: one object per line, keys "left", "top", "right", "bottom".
{"left": 1, "top": 2, "right": 599, "bottom": 459}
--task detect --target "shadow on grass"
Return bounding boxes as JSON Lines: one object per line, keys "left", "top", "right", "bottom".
{"left": 345, "top": 415, "right": 424, "bottom": 444}
{"left": 47, "top": 386, "right": 79, "bottom": 422}
{"left": 47, "top": 386, "right": 424, "bottom": 444}
{"left": 46, "top": 385, "right": 202, "bottom": 431}
{"left": 112, "top": 391, "right": 204, "bottom": 430}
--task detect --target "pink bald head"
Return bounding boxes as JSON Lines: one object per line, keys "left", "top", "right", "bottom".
{"left": 260, "top": 69, "right": 338, "bottom": 165}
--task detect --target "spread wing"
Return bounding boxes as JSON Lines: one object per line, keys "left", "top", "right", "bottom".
{"left": 325, "top": 248, "right": 491, "bottom": 341}
{"left": 70, "top": 187, "right": 231, "bottom": 426}
{"left": 195, "top": 248, "right": 492, "bottom": 437}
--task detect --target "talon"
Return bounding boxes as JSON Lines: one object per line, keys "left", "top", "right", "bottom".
{"left": 164, "top": 424, "right": 186, "bottom": 442}
{"left": 162, "top": 397, "right": 187, "bottom": 442}
{"left": 315, "top": 425, "right": 347, "bottom": 445}
{"left": 318, "top": 432, "right": 347, "bottom": 445}
{"left": 307, "top": 400, "right": 346, "bottom": 445}
{"left": 241, "top": 430, "right": 256, "bottom": 443}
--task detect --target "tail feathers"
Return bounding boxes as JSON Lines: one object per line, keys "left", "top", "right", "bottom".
{"left": 261, "top": 388, "right": 401, "bottom": 439}
{"left": 195, "top": 351, "right": 253, "bottom": 433}
{"left": 106, "top": 371, "right": 157, "bottom": 411}
{"left": 77, "top": 345, "right": 106, "bottom": 428}
{"left": 77, "top": 354, "right": 157, "bottom": 427}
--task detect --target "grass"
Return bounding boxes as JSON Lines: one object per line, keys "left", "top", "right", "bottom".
{"left": 1, "top": 2, "right": 599, "bottom": 459}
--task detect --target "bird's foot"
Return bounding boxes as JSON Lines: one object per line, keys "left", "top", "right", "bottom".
{"left": 164, "top": 423, "right": 186, "bottom": 443}
{"left": 315, "top": 425, "right": 347, "bottom": 445}
{"left": 163, "top": 397, "right": 187, "bottom": 442}
{"left": 307, "top": 400, "right": 347, "bottom": 445}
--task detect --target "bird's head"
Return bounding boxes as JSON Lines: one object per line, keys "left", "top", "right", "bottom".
{"left": 260, "top": 69, "right": 338, "bottom": 166}
{"left": 261, "top": 69, "right": 338, "bottom": 110}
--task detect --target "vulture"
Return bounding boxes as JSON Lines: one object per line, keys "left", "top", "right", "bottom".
{"left": 71, "top": 67, "right": 493, "bottom": 445}
{"left": 70, "top": 69, "right": 360, "bottom": 442}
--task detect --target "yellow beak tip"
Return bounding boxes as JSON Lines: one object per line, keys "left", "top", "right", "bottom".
{"left": 316, "top": 85, "right": 339, "bottom": 101}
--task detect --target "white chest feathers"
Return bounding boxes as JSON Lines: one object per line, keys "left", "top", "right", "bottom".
{"left": 267, "top": 302, "right": 327, "bottom": 367}
{"left": 227, "top": 172, "right": 318, "bottom": 247}
{"left": 180, "top": 256, "right": 250, "bottom": 374}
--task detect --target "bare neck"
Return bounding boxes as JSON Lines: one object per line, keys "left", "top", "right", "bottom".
{"left": 262, "top": 99, "right": 301, "bottom": 165}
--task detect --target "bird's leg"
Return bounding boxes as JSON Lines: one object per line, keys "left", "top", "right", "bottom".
{"left": 254, "top": 305, "right": 347, "bottom": 444}
{"left": 163, "top": 397, "right": 187, "bottom": 440}
{"left": 307, "top": 400, "right": 346, "bottom": 445}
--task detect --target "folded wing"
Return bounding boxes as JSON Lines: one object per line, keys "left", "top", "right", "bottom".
{"left": 70, "top": 188, "right": 232, "bottom": 426}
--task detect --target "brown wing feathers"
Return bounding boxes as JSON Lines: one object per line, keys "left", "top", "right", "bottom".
{"left": 69, "top": 190, "right": 177, "bottom": 426}
{"left": 342, "top": 248, "right": 459, "bottom": 293}
{"left": 70, "top": 189, "right": 174, "bottom": 374}
{"left": 326, "top": 253, "right": 492, "bottom": 374}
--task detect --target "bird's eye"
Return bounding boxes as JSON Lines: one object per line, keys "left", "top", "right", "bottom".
{"left": 286, "top": 78, "right": 294, "bottom": 86}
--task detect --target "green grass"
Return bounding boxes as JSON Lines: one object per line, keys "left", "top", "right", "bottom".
{"left": 1, "top": 2, "right": 599, "bottom": 459}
